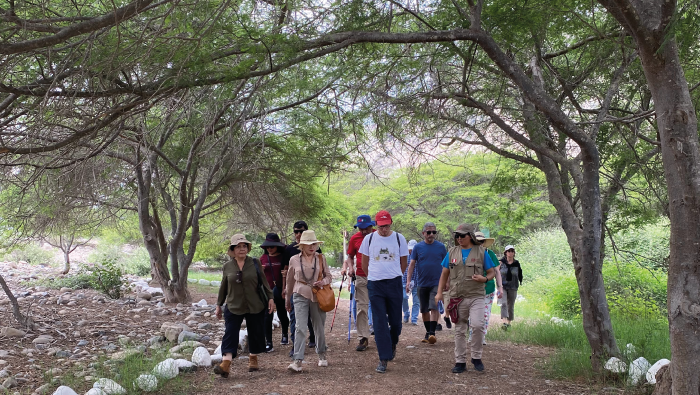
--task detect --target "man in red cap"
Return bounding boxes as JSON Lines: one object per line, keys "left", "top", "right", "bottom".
{"left": 359, "top": 210, "right": 409, "bottom": 373}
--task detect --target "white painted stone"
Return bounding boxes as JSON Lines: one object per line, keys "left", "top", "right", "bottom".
{"left": 628, "top": 357, "right": 651, "bottom": 386}
{"left": 52, "top": 386, "right": 79, "bottom": 395}
{"left": 604, "top": 357, "right": 627, "bottom": 373}
{"left": 197, "top": 279, "right": 211, "bottom": 286}
{"left": 210, "top": 280, "right": 221, "bottom": 287}
{"left": 191, "top": 347, "right": 211, "bottom": 367}
{"left": 93, "top": 378, "right": 126, "bottom": 395}
{"left": 85, "top": 388, "right": 108, "bottom": 395}
{"left": 152, "top": 358, "right": 179, "bottom": 380}
{"left": 134, "top": 374, "right": 158, "bottom": 392}
{"left": 646, "top": 359, "right": 671, "bottom": 384}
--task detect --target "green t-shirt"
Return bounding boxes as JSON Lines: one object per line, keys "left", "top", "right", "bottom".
{"left": 484, "top": 249, "right": 499, "bottom": 295}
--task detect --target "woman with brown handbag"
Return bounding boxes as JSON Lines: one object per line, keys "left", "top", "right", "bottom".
{"left": 285, "top": 230, "right": 332, "bottom": 372}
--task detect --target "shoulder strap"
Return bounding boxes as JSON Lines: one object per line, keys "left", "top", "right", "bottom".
{"left": 368, "top": 232, "right": 374, "bottom": 248}
{"left": 396, "top": 232, "right": 400, "bottom": 248}
{"left": 252, "top": 258, "right": 264, "bottom": 283}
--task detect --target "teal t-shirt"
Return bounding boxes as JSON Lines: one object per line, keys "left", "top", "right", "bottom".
{"left": 484, "top": 249, "right": 499, "bottom": 295}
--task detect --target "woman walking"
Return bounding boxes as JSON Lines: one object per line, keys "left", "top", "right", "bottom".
{"left": 500, "top": 245, "right": 523, "bottom": 329}
{"left": 260, "top": 233, "right": 290, "bottom": 352}
{"left": 468, "top": 232, "right": 503, "bottom": 344}
{"left": 213, "top": 234, "right": 275, "bottom": 378}
{"left": 285, "top": 230, "right": 332, "bottom": 372}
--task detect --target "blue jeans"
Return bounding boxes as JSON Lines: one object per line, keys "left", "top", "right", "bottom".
{"left": 368, "top": 276, "right": 403, "bottom": 361}
{"left": 402, "top": 284, "right": 419, "bottom": 323}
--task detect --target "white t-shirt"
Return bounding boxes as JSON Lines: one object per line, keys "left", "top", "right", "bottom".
{"left": 358, "top": 231, "right": 409, "bottom": 281}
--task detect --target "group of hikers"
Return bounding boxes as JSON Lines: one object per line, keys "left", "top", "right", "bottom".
{"left": 213, "top": 211, "right": 524, "bottom": 377}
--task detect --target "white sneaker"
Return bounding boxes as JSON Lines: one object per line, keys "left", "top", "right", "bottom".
{"left": 288, "top": 360, "right": 303, "bottom": 372}
{"left": 318, "top": 359, "right": 328, "bottom": 367}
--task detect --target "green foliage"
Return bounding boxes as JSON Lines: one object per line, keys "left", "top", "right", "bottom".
{"left": 88, "top": 243, "right": 151, "bottom": 276}
{"left": 32, "top": 269, "right": 93, "bottom": 290}
{"left": 3, "top": 243, "right": 55, "bottom": 266}
{"left": 89, "top": 257, "right": 127, "bottom": 299}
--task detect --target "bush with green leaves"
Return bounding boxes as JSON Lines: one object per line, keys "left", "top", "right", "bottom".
{"left": 89, "top": 257, "right": 127, "bottom": 299}
{"left": 3, "top": 242, "right": 55, "bottom": 266}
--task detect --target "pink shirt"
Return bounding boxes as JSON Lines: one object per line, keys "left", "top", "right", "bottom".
{"left": 286, "top": 252, "right": 332, "bottom": 302}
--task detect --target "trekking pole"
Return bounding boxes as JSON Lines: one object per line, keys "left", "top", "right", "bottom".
{"left": 347, "top": 277, "right": 355, "bottom": 344}
{"left": 329, "top": 274, "right": 346, "bottom": 332}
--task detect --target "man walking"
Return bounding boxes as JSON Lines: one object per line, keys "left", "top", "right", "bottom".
{"left": 402, "top": 240, "right": 419, "bottom": 325}
{"left": 360, "top": 210, "right": 409, "bottom": 373}
{"left": 405, "top": 222, "right": 447, "bottom": 344}
{"left": 344, "top": 214, "right": 375, "bottom": 351}
{"left": 436, "top": 224, "right": 496, "bottom": 373}
{"left": 283, "top": 220, "right": 318, "bottom": 356}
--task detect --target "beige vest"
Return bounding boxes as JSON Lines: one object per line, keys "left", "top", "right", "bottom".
{"left": 447, "top": 245, "right": 486, "bottom": 299}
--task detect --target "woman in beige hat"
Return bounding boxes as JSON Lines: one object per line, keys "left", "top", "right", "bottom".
{"left": 285, "top": 230, "right": 332, "bottom": 372}
{"left": 213, "top": 234, "right": 275, "bottom": 378}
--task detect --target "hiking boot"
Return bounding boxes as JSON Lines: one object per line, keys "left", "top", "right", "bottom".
{"left": 356, "top": 337, "right": 369, "bottom": 352}
{"left": 472, "top": 358, "right": 485, "bottom": 372}
{"left": 501, "top": 323, "right": 509, "bottom": 331}
{"left": 444, "top": 317, "right": 452, "bottom": 329}
{"left": 376, "top": 360, "right": 388, "bottom": 373}
{"left": 318, "top": 353, "right": 328, "bottom": 367}
{"left": 265, "top": 342, "right": 274, "bottom": 353}
{"left": 287, "top": 359, "right": 303, "bottom": 372}
{"left": 213, "top": 359, "right": 231, "bottom": 378}
{"left": 451, "top": 363, "right": 467, "bottom": 374}
{"left": 428, "top": 334, "right": 437, "bottom": 344}
{"left": 280, "top": 335, "right": 289, "bottom": 345}
{"left": 248, "top": 355, "right": 259, "bottom": 371}
{"left": 421, "top": 332, "right": 430, "bottom": 343}
{"left": 436, "top": 323, "right": 443, "bottom": 331}
{"left": 389, "top": 343, "right": 397, "bottom": 361}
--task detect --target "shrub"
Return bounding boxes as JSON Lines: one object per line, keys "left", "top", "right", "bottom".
{"left": 3, "top": 242, "right": 55, "bottom": 266}
{"left": 121, "top": 247, "right": 152, "bottom": 276}
{"left": 32, "top": 268, "right": 93, "bottom": 290}
{"left": 89, "top": 257, "right": 127, "bottom": 299}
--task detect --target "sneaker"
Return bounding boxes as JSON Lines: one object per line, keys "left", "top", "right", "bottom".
{"left": 428, "top": 334, "right": 437, "bottom": 344}
{"left": 421, "top": 332, "right": 430, "bottom": 343}
{"left": 472, "top": 358, "right": 485, "bottom": 372}
{"left": 483, "top": 339, "right": 487, "bottom": 345}
{"left": 436, "top": 323, "right": 443, "bottom": 331}
{"left": 390, "top": 343, "right": 397, "bottom": 361}
{"left": 451, "top": 362, "right": 467, "bottom": 373}
{"left": 287, "top": 359, "right": 303, "bottom": 372}
{"left": 376, "top": 360, "right": 388, "bottom": 373}
{"left": 280, "top": 335, "right": 289, "bottom": 345}
{"left": 265, "top": 343, "right": 274, "bottom": 353}
{"left": 370, "top": 327, "right": 375, "bottom": 336}
{"left": 318, "top": 354, "right": 328, "bottom": 367}
{"left": 356, "top": 337, "right": 369, "bottom": 352}
{"left": 411, "top": 322, "right": 418, "bottom": 326}
{"left": 288, "top": 348, "right": 294, "bottom": 358}
{"left": 444, "top": 317, "right": 452, "bottom": 329}
{"left": 403, "top": 318, "right": 409, "bottom": 324}
{"left": 308, "top": 340, "right": 316, "bottom": 348}
{"left": 501, "top": 323, "right": 509, "bottom": 330}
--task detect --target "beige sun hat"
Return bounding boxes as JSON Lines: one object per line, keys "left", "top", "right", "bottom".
{"left": 473, "top": 231, "right": 495, "bottom": 248}
{"left": 229, "top": 234, "right": 252, "bottom": 247}
{"left": 298, "top": 230, "right": 324, "bottom": 245}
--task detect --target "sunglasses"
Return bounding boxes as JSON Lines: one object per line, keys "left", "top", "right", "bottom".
{"left": 425, "top": 230, "right": 438, "bottom": 235}
{"left": 236, "top": 270, "right": 242, "bottom": 283}
{"left": 293, "top": 229, "right": 306, "bottom": 234}
{"left": 455, "top": 233, "right": 469, "bottom": 239}
{"left": 506, "top": 249, "right": 515, "bottom": 253}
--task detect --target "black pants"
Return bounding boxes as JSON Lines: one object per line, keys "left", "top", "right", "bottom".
{"left": 221, "top": 307, "right": 265, "bottom": 356}
{"left": 265, "top": 286, "right": 290, "bottom": 343}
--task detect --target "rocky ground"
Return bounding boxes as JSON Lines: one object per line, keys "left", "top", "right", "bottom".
{"left": 1, "top": 261, "right": 623, "bottom": 395}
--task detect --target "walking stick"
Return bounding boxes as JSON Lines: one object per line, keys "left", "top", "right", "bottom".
{"left": 347, "top": 277, "right": 356, "bottom": 344}
{"left": 329, "top": 274, "right": 346, "bottom": 332}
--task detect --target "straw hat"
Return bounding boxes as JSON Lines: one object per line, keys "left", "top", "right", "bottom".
{"left": 229, "top": 234, "right": 252, "bottom": 247}
{"left": 298, "top": 230, "right": 324, "bottom": 245}
{"left": 473, "top": 231, "right": 495, "bottom": 248}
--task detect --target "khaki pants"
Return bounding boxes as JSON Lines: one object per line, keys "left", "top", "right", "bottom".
{"left": 292, "top": 293, "right": 326, "bottom": 361}
{"left": 454, "top": 296, "right": 485, "bottom": 362}
{"left": 355, "top": 276, "right": 371, "bottom": 339}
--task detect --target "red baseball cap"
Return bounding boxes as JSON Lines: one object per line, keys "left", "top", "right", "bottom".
{"left": 375, "top": 210, "right": 392, "bottom": 226}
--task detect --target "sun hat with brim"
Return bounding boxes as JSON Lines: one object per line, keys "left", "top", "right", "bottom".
{"left": 453, "top": 223, "right": 478, "bottom": 244}
{"left": 298, "top": 230, "right": 324, "bottom": 245}
{"left": 260, "top": 232, "right": 286, "bottom": 248}
{"left": 230, "top": 234, "right": 252, "bottom": 247}
{"left": 408, "top": 239, "right": 418, "bottom": 249}
{"left": 504, "top": 245, "right": 515, "bottom": 253}
{"left": 354, "top": 214, "right": 376, "bottom": 229}
{"left": 473, "top": 231, "right": 495, "bottom": 248}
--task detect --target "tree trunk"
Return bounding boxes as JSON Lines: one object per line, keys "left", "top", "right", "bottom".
{"left": 0, "top": 273, "right": 34, "bottom": 329}
{"left": 640, "top": 40, "right": 700, "bottom": 395}
{"left": 62, "top": 250, "right": 70, "bottom": 275}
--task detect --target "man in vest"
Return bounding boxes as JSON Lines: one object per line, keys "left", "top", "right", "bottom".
{"left": 360, "top": 210, "right": 409, "bottom": 373}
{"left": 436, "top": 223, "right": 496, "bottom": 373}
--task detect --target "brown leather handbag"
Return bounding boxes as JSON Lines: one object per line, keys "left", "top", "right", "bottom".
{"left": 312, "top": 256, "right": 335, "bottom": 312}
